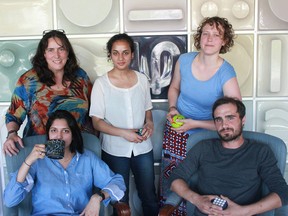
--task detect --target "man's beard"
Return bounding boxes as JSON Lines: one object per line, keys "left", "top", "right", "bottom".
{"left": 217, "top": 125, "right": 243, "bottom": 142}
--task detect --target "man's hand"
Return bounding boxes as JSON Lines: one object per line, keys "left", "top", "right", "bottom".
{"left": 193, "top": 194, "right": 216, "bottom": 215}
{"left": 209, "top": 195, "right": 248, "bottom": 216}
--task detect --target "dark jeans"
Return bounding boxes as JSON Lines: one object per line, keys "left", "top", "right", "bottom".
{"left": 102, "top": 150, "right": 159, "bottom": 216}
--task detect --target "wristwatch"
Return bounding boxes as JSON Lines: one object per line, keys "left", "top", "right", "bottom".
{"left": 96, "top": 191, "right": 105, "bottom": 201}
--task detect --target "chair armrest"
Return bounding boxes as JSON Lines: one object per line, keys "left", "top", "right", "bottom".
{"left": 112, "top": 202, "right": 131, "bottom": 216}
{"left": 158, "top": 190, "right": 184, "bottom": 215}
{"left": 159, "top": 204, "right": 177, "bottom": 216}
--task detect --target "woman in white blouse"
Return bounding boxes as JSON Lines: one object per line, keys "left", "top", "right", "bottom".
{"left": 89, "top": 33, "right": 159, "bottom": 216}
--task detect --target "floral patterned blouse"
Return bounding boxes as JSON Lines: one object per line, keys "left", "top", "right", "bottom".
{"left": 6, "top": 68, "right": 93, "bottom": 137}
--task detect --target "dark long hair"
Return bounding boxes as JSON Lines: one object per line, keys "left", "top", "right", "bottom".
{"left": 31, "top": 30, "right": 79, "bottom": 86}
{"left": 46, "top": 110, "right": 84, "bottom": 154}
{"left": 193, "top": 16, "right": 235, "bottom": 54}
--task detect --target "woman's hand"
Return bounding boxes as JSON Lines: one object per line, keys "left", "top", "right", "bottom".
{"left": 167, "top": 108, "right": 180, "bottom": 122}
{"left": 170, "top": 118, "right": 194, "bottom": 133}
{"left": 122, "top": 129, "right": 145, "bottom": 143}
{"left": 141, "top": 121, "right": 154, "bottom": 140}
{"left": 25, "top": 144, "right": 46, "bottom": 166}
{"left": 171, "top": 118, "right": 216, "bottom": 133}
{"left": 80, "top": 194, "right": 101, "bottom": 216}
{"left": 3, "top": 133, "right": 24, "bottom": 156}
{"left": 17, "top": 144, "right": 46, "bottom": 183}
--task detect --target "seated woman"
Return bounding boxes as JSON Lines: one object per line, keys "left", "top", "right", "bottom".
{"left": 3, "top": 110, "right": 126, "bottom": 215}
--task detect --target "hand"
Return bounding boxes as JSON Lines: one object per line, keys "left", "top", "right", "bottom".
{"left": 80, "top": 194, "right": 101, "bottom": 216}
{"left": 170, "top": 118, "right": 191, "bottom": 133}
{"left": 3, "top": 133, "right": 24, "bottom": 156}
{"left": 122, "top": 129, "right": 144, "bottom": 143}
{"left": 167, "top": 109, "right": 179, "bottom": 122}
{"left": 171, "top": 118, "right": 203, "bottom": 133}
{"left": 141, "top": 121, "right": 154, "bottom": 140}
{"left": 25, "top": 144, "right": 46, "bottom": 166}
{"left": 192, "top": 194, "right": 216, "bottom": 215}
{"left": 209, "top": 195, "right": 246, "bottom": 216}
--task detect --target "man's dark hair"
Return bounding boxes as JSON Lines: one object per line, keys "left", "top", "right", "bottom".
{"left": 46, "top": 110, "right": 84, "bottom": 154}
{"left": 212, "top": 97, "right": 245, "bottom": 119}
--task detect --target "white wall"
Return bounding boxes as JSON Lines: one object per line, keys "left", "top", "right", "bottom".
{"left": 0, "top": 0, "right": 288, "bottom": 215}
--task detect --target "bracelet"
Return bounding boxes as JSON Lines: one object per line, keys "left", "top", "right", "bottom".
{"left": 6, "top": 130, "right": 17, "bottom": 139}
{"left": 24, "top": 160, "right": 31, "bottom": 167}
{"left": 169, "top": 106, "right": 177, "bottom": 111}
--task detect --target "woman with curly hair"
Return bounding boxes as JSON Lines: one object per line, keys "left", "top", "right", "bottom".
{"left": 159, "top": 16, "right": 242, "bottom": 215}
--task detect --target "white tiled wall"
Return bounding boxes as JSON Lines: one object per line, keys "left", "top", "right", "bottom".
{"left": 0, "top": 0, "right": 288, "bottom": 215}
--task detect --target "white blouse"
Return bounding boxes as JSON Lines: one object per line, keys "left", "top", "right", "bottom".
{"left": 89, "top": 71, "right": 153, "bottom": 157}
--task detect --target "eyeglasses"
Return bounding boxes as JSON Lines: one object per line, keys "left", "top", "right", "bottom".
{"left": 42, "top": 29, "right": 65, "bottom": 36}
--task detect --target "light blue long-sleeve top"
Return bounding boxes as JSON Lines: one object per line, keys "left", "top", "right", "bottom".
{"left": 4, "top": 149, "right": 125, "bottom": 215}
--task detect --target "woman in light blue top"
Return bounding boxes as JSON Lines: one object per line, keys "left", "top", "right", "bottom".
{"left": 160, "top": 17, "right": 242, "bottom": 215}
{"left": 4, "top": 110, "right": 125, "bottom": 215}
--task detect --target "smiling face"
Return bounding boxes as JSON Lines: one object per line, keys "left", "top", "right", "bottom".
{"left": 44, "top": 37, "right": 68, "bottom": 74}
{"left": 213, "top": 103, "right": 245, "bottom": 142}
{"left": 48, "top": 118, "right": 72, "bottom": 150}
{"left": 200, "top": 23, "right": 225, "bottom": 55}
{"left": 110, "top": 40, "right": 134, "bottom": 70}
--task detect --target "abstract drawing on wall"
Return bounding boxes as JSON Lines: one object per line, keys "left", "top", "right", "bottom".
{"left": 131, "top": 35, "right": 187, "bottom": 99}
{"left": 0, "top": 40, "right": 38, "bottom": 102}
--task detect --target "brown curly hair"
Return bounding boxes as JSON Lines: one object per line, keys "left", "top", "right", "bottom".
{"left": 193, "top": 16, "right": 235, "bottom": 54}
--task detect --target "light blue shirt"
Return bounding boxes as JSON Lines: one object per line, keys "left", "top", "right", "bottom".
{"left": 4, "top": 149, "right": 125, "bottom": 215}
{"left": 177, "top": 52, "right": 236, "bottom": 135}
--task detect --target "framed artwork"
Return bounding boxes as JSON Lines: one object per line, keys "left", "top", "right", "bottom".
{"left": 131, "top": 35, "right": 187, "bottom": 99}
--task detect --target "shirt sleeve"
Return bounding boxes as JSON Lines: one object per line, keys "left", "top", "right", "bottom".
{"left": 89, "top": 78, "right": 105, "bottom": 119}
{"left": 5, "top": 76, "right": 29, "bottom": 126}
{"left": 258, "top": 145, "right": 288, "bottom": 205}
{"left": 219, "top": 61, "right": 237, "bottom": 87}
{"left": 143, "top": 74, "right": 153, "bottom": 111}
{"left": 90, "top": 152, "right": 126, "bottom": 206}
{"left": 3, "top": 171, "right": 34, "bottom": 208}
{"left": 168, "top": 142, "right": 202, "bottom": 187}
{"left": 82, "top": 68, "right": 92, "bottom": 93}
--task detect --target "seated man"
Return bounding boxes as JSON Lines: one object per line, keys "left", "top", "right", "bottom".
{"left": 168, "top": 97, "right": 288, "bottom": 216}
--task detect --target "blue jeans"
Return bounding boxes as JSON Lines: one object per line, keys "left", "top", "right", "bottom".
{"left": 102, "top": 150, "right": 159, "bottom": 216}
